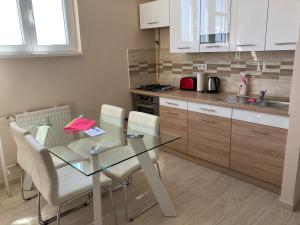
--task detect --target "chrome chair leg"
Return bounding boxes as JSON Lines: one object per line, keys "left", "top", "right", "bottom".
{"left": 118, "top": 162, "right": 162, "bottom": 222}
{"left": 56, "top": 205, "right": 62, "bottom": 225}
{"left": 37, "top": 192, "right": 91, "bottom": 225}
{"left": 21, "top": 169, "right": 37, "bottom": 201}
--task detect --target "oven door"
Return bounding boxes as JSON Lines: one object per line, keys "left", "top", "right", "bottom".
{"left": 134, "top": 102, "right": 159, "bottom": 116}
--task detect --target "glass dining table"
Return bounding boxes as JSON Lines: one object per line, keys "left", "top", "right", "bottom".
{"left": 21, "top": 109, "right": 180, "bottom": 225}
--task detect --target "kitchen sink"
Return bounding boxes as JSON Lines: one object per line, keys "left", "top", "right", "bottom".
{"left": 226, "top": 96, "right": 290, "bottom": 111}
{"left": 225, "top": 96, "right": 258, "bottom": 105}
{"left": 257, "top": 100, "right": 290, "bottom": 111}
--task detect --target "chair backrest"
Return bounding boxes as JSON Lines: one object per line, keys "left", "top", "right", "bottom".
{"left": 10, "top": 122, "right": 32, "bottom": 173}
{"left": 11, "top": 122, "right": 59, "bottom": 205}
{"left": 23, "top": 134, "right": 59, "bottom": 206}
{"left": 128, "top": 111, "right": 159, "bottom": 136}
{"left": 100, "top": 104, "right": 125, "bottom": 127}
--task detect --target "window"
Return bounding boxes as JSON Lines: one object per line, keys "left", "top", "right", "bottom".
{"left": 0, "top": 0, "right": 81, "bottom": 56}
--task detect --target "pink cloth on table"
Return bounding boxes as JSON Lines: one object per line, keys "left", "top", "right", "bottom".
{"left": 64, "top": 117, "right": 96, "bottom": 131}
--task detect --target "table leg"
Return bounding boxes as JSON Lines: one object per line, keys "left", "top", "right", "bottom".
{"left": 127, "top": 137, "right": 177, "bottom": 217}
{"left": 91, "top": 150, "right": 103, "bottom": 225}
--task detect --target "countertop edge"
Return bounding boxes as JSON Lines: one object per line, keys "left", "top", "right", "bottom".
{"left": 129, "top": 89, "right": 290, "bottom": 117}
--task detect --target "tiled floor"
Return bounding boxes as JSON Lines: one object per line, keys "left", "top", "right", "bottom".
{"left": 0, "top": 152, "right": 299, "bottom": 225}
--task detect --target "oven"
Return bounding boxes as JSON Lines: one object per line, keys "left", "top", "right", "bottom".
{"left": 132, "top": 94, "right": 159, "bottom": 116}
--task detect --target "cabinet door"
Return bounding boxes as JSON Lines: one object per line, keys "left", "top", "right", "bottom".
{"left": 160, "top": 106, "right": 188, "bottom": 153}
{"left": 230, "top": 120, "right": 287, "bottom": 186}
{"left": 266, "top": 0, "right": 300, "bottom": 51}
{"left": 139, "top": 0, "right": 170, "bottom": 29}
{"left": 230, "top": 0, "right": 268, "bottom": 52}
{"left": 188, "top": 111, "right": 231, "bottom": 168}
{"left": 199, "top": 0, "right": 231, "bottom": 52}
{"left": 170, "top": 0, "right": 200, "bottom": 53}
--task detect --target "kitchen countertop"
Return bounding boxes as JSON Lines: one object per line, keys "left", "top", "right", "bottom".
{"left": 129, "top": 88, "right": 290, "bottom": 117}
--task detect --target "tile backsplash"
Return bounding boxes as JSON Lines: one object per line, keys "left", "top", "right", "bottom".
{"left": 128, "top": 48, "right": 295, "bottom": 98}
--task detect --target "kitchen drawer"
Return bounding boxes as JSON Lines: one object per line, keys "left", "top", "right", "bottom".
{"left": 188, "top": 102, "right": 232, "bottom": 119}
{"left": 160, "top": 106, "right": 188, "bottom": 153}
{"left": 160, "top": 97, "right": 188, "bottom": 110}
{"left": 188, "top": 111, "right": 231, "bottom": 168}
{"left": 230, "top": 120, "right": 287, "bottom": 186}
{"left": 232, "top": 109, "right": 289, "bottom": 129}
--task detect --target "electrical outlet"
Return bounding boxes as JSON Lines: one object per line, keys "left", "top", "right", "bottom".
{"left": 198, "top": 64, "right": 207, "bottom": 70}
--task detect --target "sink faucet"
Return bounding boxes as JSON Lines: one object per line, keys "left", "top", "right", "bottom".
{"left": 259, "top": 90, "right": 267, "bottom": 102}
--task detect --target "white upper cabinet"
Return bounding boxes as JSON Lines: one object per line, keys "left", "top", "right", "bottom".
{"left": 139, "top": 0, "right": 170, "bottom": 29}
{"left": 230, "top": 0, "right": 268, "bottom": 52}
{"left": 266, "top": 0, "right": 300, "bottom": 51}
{"left": 199, "top": 0, "right": 231, "bottom": 52}
{"left": 170, "top": 0, "right": 200, "bottom": 53}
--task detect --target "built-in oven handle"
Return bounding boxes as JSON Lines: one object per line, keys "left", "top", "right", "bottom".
{"left": 136, "top": 103, "right": 154, "bottom": 109}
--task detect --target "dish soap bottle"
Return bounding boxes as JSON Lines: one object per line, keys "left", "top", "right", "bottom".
{"left": 238, "top": 72, "right": 248, "bottom": 96}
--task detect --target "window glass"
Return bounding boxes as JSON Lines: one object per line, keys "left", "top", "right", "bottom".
{"left": 31, "top": 0, "right": 67, "bottom": 45}
{"left": 216, "top": 0, "right": 225, "bottom": 12}
{"left": 0, "top": 0, "right": 23, "bottom": 45}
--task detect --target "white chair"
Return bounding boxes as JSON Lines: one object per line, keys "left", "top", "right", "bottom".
{"left": 10, "top": 122, "right": 81, "bottom": 201}
{"left": 100, "top": 104, "right": 125, "bottom": 127}
{"left": 102, "top": 111, "right": 161, "bottom": 222}
{"left": 22, "top": 133, "right": 115, "bottom": 225}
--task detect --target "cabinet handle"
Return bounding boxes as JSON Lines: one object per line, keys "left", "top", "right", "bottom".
{"left": 200, "top": 108, "right": 216, "bottom": 113}
{"left": 250, "top": 129, "right": 270, "bottom": 135}
{"left": 275, "top": 42, "right": 297, "bottom": 46}
{"left": 148, "top": 22, "right": 159, "bottom": 25}
{"left": 177, "top": 47, "right": 191, "bottom": 50}
{"left": 206, "top": 45, "right": 223, "bottom": 48}
{"left": 166, "top": 102, "right": 179, "bottom": 106}
{"left": 199, "top": 117, "right": 216, "bottom": 124}
{"left": 236, "top": 44, "right": 257, "bottom": 47}
{"left": 167, "top": 111, "right": 179, "bottom": 116}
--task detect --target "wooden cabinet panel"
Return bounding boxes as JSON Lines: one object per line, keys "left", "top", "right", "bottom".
{"left": 230, "top": 120, "right": 287, "bottom": 186}
{"left": 188, "top": 111, "right": 231, "bottom": 168}
{"left": 160, "top": 106, "right": 188, "bottom": 153}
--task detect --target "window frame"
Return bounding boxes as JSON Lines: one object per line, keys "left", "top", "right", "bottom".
{"left": 0, "top": 0, "right": 81, "bottom": 57}
{"left": 0, "top": 0, "right": 31, "bottom": 54}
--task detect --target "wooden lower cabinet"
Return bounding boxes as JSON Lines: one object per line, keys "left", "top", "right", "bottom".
{"left": 160, "top": 106, "right": 188, "bottom": 153}
{"left": 230, "top": 120, "right": 287, "bottom": 186}
{"left": 188, "top": 111, "right": 231, "bottom": 168}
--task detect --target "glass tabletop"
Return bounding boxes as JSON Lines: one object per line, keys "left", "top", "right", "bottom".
{"left": 17, "top": 108, "right": 180, "bottom": 176}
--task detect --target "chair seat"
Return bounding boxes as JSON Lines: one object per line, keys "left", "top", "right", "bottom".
{"left": 100, "top": 146, "right": 158, "bottom": 182}
{"left": 56, "top": 166, "right": 112, "bottom": 206}
{"left": 50, "top": 146, "right": 84, "bottom": 169}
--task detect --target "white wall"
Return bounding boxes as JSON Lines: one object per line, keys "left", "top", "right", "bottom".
{"left": 280, "top": 31, "right": 300, "bottom": 208}
{"left": 0, "top": 0, "right": 154, "bottom": 185}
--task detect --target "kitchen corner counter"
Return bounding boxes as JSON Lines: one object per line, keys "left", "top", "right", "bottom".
{"left": 129, "top": 88, "right": 289, "bottom": 117}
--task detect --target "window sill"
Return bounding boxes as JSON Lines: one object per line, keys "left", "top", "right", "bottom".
{"left": 0, "top": 51, "right": 83, "bottom": 59}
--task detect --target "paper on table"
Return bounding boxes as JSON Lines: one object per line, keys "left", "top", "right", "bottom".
{"left": 84, "top": 127, "right": 106, "bottom": 137}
